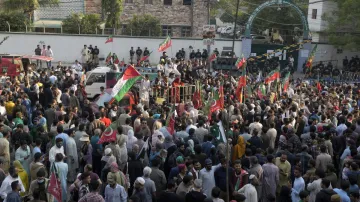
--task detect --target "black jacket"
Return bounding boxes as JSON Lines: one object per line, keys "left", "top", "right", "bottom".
{"left": 185, "top": 190, "right": 206, "bottom": 202}
{"left": 315, "top": 188, "right": 336, "bottom": 202}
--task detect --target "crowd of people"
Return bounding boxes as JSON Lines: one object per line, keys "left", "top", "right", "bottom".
{"left": 1, "top": 46, "right": 360, "bottom": 202}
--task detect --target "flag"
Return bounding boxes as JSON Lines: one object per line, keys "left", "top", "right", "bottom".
{"left": 209, "top": 88, "right": 222, "bottom": 118}
{"left": 235, "top": 65, "right": 246, "bottom": 102}
{"left": 209, "top": 53, "right": 217, "bottom": 62}
{"left": 138, "top": 51, "right": 152, "bottom": 65}
{"left": 48, "top": 166, "right": 62, "bottom": 202}
{"left": 317, "top": 82, "right": 322, "bottom": 92}
{"left": 97, "top": 122, "right": 117, "bottom": 144}
{"left": 111, "top": 65, "right": 141, "bottom": 101}
{"left": 193, "top": 81, "right": 202, "bottom": 109}
{"left": 282, "top": 72, "right": 291, "bottom": 92}
{"left": 245, "top": 85, "right": 253, "bottom": 98}
{"left": 265, "top": 69, "right": 280, "bottom": 84}
{"left": 211, "top": 121, "right": 227, "bottom": 144}
{"left": 235, "top": 55, "right": 246, "bottom": 69}
{"left": 219, "top": 84, "right": 224, "bottom": 109}
{"left": 166, "top": 104, "right": 177, "bottom": 135}
{"left": 305, "top": 44, "right": 318, "bottom": 69}
{"left": 257, "top": 83, "right": 266, "bottom": 99}
{"left": 105, "top": 35, "right": 113, "bottom": 44}
{"left": 158, "top": 35, "right": 172, "bottom": 52}
{"left": 105, "top": 52, "right": 112, "bottom": 65}
{"left": 113, "top": 53, "right": 120, "bottom": 64}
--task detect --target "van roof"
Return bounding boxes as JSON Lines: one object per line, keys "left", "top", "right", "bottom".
{"left": 91, "top": 66, "right": 111, "bottom": 73}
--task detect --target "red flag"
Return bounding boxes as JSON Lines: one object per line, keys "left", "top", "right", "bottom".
{"left": 158, "top": 36, "right": 172, "bottom": 52}
{"left": 219, "top": 85, "right": 224, "bottom": 109}
{"left": 137, "top": 51, "right": 152, "bottom": 66}
{"left": 317, "top": 82, "right": 322, "bottom": 92}
{"left": 48, "top": 172, "right": 62, "bottom": 202}
{"left": 193, "top": 91, "right": 202, "bottom": 109}
{"left": 97, "top": 122, "right": 117, "bottom": 144}
{"left": 105, "top": 35, "right": 113, "bottom": 44}
{"left": 265, "top": 69, "right": 280, "bottom": 84}
{"left": 236, "top": 57, "right": 246, "bottom": 69}
{"left": 209, "top": 53, "right": 217, "bottom": 62}
{"left": 166, "top": 105, "right": 176, "bottom": 135}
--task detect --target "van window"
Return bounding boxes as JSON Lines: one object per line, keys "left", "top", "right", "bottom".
{"left": 86, "top": 73, "right": 105, "bottom": 85}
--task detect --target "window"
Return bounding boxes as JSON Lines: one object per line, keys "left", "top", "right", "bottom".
{"left": 86, "top": 73, "right": 105, "bottom": 85}
{"left": 183, "top": 0, "right": 191, "bottom": 5}
{"left": 312, "top": 9, "right": 317, "bottom": 19}
{"left": 125, "top": 0, "right": 133, "bottom": 3}
{"left": 145, "top": 0, "right": 152, "bottom": 4}
{"left": 181, "top": 26, "right": 192, "bottom": 37}
{"left": 162, "top": 25, "right": 172, "bottom": 36}
{"left": 164, "top": 0, "right": 172, "bottom": 5}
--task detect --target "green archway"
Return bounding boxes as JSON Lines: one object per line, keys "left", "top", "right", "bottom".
{"left": 244, "top": 0, "right": 310, "bottom": 39}
{"left": 241, "top": 0, "right": 311, "bottom": 72}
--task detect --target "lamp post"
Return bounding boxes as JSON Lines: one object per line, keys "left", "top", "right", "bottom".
{"left": 5, "top": 21, "right": 10, "bottom": 32}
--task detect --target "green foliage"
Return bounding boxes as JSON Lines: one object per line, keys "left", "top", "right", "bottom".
{"left": 124, "top": 14, "right": 162, "bottom": 37}
{"left": 324, "top": 0, "right": 360, "bottom": 50}
{"left": 1, "top": 0, "right": 58, "bottom": 18}
{"left": 214, "top": 0, "right": 307, "bottom": 34}
{"left": 102, "top": 0, "right": 123, "bottom": 28}
{"left": 0, "top": 12, "right": 29, "bottom": 32}
{"left": 62, "top": 13, "right": 102, "bottom": 34}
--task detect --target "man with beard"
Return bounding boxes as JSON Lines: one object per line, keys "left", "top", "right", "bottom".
{"left": 0, "top": 166, "right": 25, "bottom": 201}
{"left": 49, "top": 137, "right": 65, "bottom": 164}
{"left": 199, "top": 159, "right": 221, "bottom": 198}
{"left": 28, "top": 168, "right": 52, "bottom": 202}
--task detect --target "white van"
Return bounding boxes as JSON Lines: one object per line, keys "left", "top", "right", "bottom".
{"left": 85, "top": 66, "right": 111, "bottom": 99}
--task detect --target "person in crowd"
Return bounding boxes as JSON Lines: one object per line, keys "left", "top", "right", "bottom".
{"left": 0, "top": 166, "right": 25, "bottom": 201}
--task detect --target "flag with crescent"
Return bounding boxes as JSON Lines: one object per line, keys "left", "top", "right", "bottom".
{"left": 98, "top": 122, "right": 117, "bottom": 144}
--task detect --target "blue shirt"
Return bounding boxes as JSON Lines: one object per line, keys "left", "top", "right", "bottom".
{"left": 90, "top": 136, "right": 103, "bottom": 156}
{"left": 6, "top": 191, "right": 21, "bottom": 202}
{"left": 33, "top": 146, "right": 41, "bottom": 156}
{"left": 333, "top": 188, "right": 350, "bottom": 202}
{"left": 341, "top": 146, "right": 351, "bottom": 160}
{"left": 104, "top": 184, "right": 127, "bottom": 202}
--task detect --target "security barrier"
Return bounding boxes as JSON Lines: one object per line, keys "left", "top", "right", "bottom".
{"left": 151, "top": 85, "right": 196, "bottom": 104}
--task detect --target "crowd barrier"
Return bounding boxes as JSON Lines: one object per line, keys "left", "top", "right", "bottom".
{"left": 150, "top": 85, "right": 196, "bottom": 104}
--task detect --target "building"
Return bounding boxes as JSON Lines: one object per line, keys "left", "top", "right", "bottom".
{"left": 307, "top": 0, "right": 338, "bottom": 43}
{"left": 119, "top": 0, "right": 208, "bottom": 37}
{"left": 30, "top": 0, "right": 208, "bottom": 37}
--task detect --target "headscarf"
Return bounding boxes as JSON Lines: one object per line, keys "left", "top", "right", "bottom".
{"left": 13, "top": 160, "right": 25, "bottom": 172}
{"left": 232, "top": 136, "right": 245, "bottom": 162}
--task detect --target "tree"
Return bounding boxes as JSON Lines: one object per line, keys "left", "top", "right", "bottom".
{"left": 0, "top": 12, "right": 29, "bottom": 32}
{"left": 124, "top": 14, "right": 161, "bottom": 37}
{"left": 102, "top": 0, "right": 123, "bottom": 29}
{"left": 62, "top": 13, "right": 102, "bottom": 34}
{"left": 1, "top": 0, "right": 58, "bottom": 20}
{"left": 324, "top": 0, "right": 360, "bottom": 50}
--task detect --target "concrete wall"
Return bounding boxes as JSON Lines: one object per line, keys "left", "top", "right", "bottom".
{"left": 308, "top": 0, "right": 338, "bottom": 33}
{"left": 0, "top": 33, "right": 241, "bottom": 64}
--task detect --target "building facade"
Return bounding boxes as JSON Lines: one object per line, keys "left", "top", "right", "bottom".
{"left": 118, "top": 0, "right": 208, "bottom": 37}
{"left": 307, "top": 0, "right": 337, "bottom": 43}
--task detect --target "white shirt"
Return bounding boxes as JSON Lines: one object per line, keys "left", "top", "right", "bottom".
{"left": 0, "top": 106, "right": 6, "bottom": 116}
{"left": 0, "top": 175, "right": 25, "bottom": 200}
{"left": 72, "top": 63, "right": 83, "bottom": 72}
{"left": 249, "top": 122, "right": 263, "bottom": 135}
{"left": 49, "top": 75, "right": 57, "bottom": 84}
{"left": 238, "top": 184, "right": 257, "bottom": 202}
{"left": 46, "top": 49, "right": 53, "bottom": 57}
{"left": 49, "top": 145, "right": 65, "bottom": 164}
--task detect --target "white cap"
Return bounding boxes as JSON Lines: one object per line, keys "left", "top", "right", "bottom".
{"left": 105, "top": 148, "right": 112, "bottom": 155}
{"left": 136, "top": 177, "right": 145, "bottom": 185}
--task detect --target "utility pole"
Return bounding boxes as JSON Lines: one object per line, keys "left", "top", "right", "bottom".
{"left": 231, "top": 0, "right": 240, "bottom": 55}
{"left": 207, "top": 0, "right": 211, "bottom": 73}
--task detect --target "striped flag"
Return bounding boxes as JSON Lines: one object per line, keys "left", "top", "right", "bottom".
{"left": 282, "top": 72, "right": 291, "bottom": 92}
{"left": 166, "top": 104, "right": 177, "bottom": 135}
{"left": 235, "top": 55, "right": 246, "bottom": 69}
{"left": 265, "top": 68, "right": 280, "bottom": 84}
{"left": 209, "top": 52, "right": 217, "bottom": 62}
{"left": 111, "top": 65, "right": 141, "bottom": 101}
{"left": 113, "top": 53, "right": 120, "bottom": 64}
{"left": 105, "top": 35, "right": 113, "bottom": 44}
{"left": 235, "top": 64, "right": 246, "bottom": 102}
{"left": 105, "top": 52, "right": 112, "bottom": 65}
{"left": 138, "top": 51, "right": 153, "bottom": 65}
{"left": 158, "top": 35, "right": 172, "bottom": 52}
{"left": 306, "top": 44, "right": 318, "bottom": 70}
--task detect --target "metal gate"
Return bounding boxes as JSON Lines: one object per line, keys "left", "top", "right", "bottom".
{"left": 151, "top": 85, "right": 196, "bottom": 104}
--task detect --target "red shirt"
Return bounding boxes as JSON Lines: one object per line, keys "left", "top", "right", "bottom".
{"left": 100, "top": 117, "right": 111, "bottom": 127}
